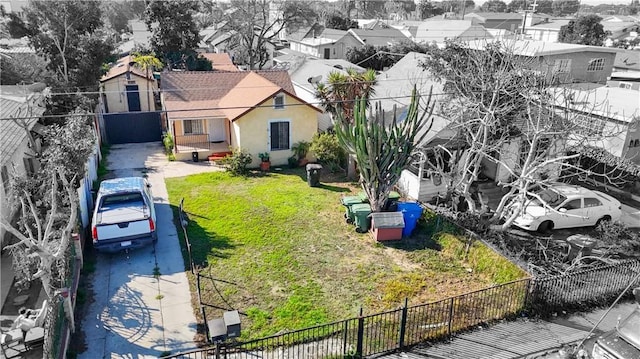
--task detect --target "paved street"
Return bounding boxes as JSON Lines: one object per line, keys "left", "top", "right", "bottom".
{"left": 78, "top": 142, "right": 222, "bottom": 359}
{"left": 381, "top": 301, "right": 638, "bottom": 359}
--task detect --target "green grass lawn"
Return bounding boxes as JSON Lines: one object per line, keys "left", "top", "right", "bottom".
{"left": 166, "top": 169, "right": 527, "bottom": 339}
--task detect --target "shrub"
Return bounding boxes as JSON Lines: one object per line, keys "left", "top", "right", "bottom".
{"left": 222, "top": 148, "right": 252, "bottom": 176}
{"left": 162, "top": 132, "right": 174, "bottom": 155}
{"left": 310, "top": 132, "right": 345, "bottom": 171}
{"left": 595, "top": 220, "right": 640, "bottom": 254}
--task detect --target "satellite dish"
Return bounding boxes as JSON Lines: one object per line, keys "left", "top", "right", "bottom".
{"left": 307, "top": 75, "right": 322, "bottom": 84}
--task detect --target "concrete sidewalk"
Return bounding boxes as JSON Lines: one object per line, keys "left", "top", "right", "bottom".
{"left": 381, "top": 302, "right": 637, "bottom": 359}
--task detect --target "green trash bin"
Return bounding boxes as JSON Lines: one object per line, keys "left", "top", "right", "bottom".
{"left": 352, "top": 203, "right": 372, "bottom": 233}
{"left": 341, "top": 196, "right": 365, "bottom": 223}
{"left": 384, "top": 191, "right": 401, "bottom": 212}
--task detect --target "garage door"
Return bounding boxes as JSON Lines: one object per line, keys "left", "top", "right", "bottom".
{"left": 103, "top": 112, "right": 162, "bottom": 144}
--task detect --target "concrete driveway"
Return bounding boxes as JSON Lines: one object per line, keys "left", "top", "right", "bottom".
{"left": 78, "top": 142, "right": 222, "bottom": 359}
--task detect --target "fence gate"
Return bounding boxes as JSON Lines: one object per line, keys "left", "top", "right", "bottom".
{"left": 103, "top": 112, "right": 162, "bottom": 144}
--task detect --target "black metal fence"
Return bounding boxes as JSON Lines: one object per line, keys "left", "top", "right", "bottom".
{"left": 528, "top": 259, "right": 640, "bottom": 316}
{"left": 165, "top": 201, "right": 640, "bottom": 359}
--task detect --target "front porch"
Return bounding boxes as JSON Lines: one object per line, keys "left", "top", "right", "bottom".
{"left": 174, "top": 134, "right": 230, "bottom": 162}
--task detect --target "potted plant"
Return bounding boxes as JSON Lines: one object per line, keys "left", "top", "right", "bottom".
{"left": 258, "top": 152, "right": 270, "bottom": 171}
{"left": 291, "top": 141, "right": 310, "bottom": 167}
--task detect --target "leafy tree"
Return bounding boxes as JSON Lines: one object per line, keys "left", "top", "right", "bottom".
{"left": 481, "top": 0, "right": 508, "bottom": 12}
{"left": 18, "top": 1, "right": 114, "bottom": 113}
{"left": 144, "top": 0, "right": 200, "bottom": 68}
{"left": 1, "top": 112, "right": 96, "bottom": 300}
{"left": 3, "top": 11, "right": 29, "bottom": 38}
{"left": 346, "top": 42, "right": 436, "bottom": 71}
{"left": 507, "top": 0, "right": 552, "bottom": 13}
{"left": 507, "top": 0, "right": 527, "bottom": 12}
{"left": 132, "top": 53, "right": 162, "bottom": 112}
{"left": 420, "top": 41, "right": 622, "bottom": 229}
{"left": 558, "top": 15, "right": 607, "bottom": 46}
{"left": 438, "top": 0, "right": 476, "bottom": 14}
{"left": 226, "top": 0, "right": 316, "bottom": 69}
{"left": 334, "top": 89, "right": 435, "bottom": 212}
{"left": 325, "top": 12, "right": 358, "bottom": 30}
{"left": 384, "top": 0, "right": 416, "bottom": 19}
{"left": 418, "top": 0, "right": 445, "bottom": 18}
{"left": 536, "top": 0, "right": 554, "bottom": 14}
{"left": 551, "top": 0, "right": 580, "bottom": 16}
{"left": 282, "top": 0, "right": 319, "bottom": 35}
{"left": 101, "top": 1, "right": 143, "bottom": 34}
{"left": 0, "top": 54, "right": 52, "bottom": 85}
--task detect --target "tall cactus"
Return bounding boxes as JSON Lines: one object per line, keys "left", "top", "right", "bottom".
{"left": 334, "top": 86, "right": 435, "bottom": 212}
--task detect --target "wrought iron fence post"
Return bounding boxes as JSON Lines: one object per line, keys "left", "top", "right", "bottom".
{"left": 447, "top": 297, "right": 455, "bottom": 337}
{"left": 356, "top": 308, "right": 364, "bottom": 359}
{"left": 343, "top": 320, "right": 349, "bottom": 356}
{"left": 398, "top": 298, "right": 408, "bottom": 351}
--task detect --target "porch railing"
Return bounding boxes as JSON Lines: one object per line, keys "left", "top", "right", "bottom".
{"left": 175, "top": 134, "right": 210, "bottom": 152}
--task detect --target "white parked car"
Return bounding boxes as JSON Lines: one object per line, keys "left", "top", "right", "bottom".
{"left": 511, "top": 184, "right": 622, "bottom": 232}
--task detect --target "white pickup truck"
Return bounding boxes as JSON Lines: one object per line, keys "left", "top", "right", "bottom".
{"left": 91, "top": 177, "right": 157, "bottom": 253}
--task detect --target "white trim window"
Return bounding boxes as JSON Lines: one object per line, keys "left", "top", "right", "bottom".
{"left": 552, "top": 59, "right": 572, "bottom": 73}
{"left": 183, "top": 119, "right": 204, "bottom": 134}
{"left": 269, "top": 120, "right": 291, "bottom": 150}
{"left": 274, "top": 94, "right": 284, "bottom": 109}
{"left": 586, "top": 58, "right": 605, "bottom": 72}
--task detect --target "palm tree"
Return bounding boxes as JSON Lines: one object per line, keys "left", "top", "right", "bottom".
{"left": 132, "top": 53, "right": 163, "bottom": 111}
{"left": 315, "top": 68, "right": 377, "bottom": 124}
{"left": 314, "top": 68, "right": 377, "bottom": 179}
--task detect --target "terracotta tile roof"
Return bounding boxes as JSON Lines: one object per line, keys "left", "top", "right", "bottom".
{"left": 200, "top": 53, "right": 239, "bottom": 72}
{"left": 162, "top": 70, "right": 303, "bottom": 121}
{"left": 100, "top": 55, "right": 150, "bottom": 82}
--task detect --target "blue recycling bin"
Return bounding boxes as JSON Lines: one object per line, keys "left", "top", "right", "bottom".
{"left": 397, "top": 202, "right": 423, "bottom": 237}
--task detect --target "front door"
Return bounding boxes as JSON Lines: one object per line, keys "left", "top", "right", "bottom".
{"left": 125, "top": 84, "right": 141, "bottom": 112}
{"left": 324, "top": 48, "right": 330, "bottom": 59}
{"left": 208, "top": 118, "right": 226, "bottom": 142}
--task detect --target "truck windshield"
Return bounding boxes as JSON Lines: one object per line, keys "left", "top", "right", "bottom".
{"left": 618, "top": 309, "right": 640, "bottom": 350}
{"left": 101, "top": 193, "right": 144, "bottom": 208}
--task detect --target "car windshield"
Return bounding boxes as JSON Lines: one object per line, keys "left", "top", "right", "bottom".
{"left": 532, "top": 189, "right": 567, "bottom": 208}
{"left": 617, "top": 309, "right": 640, "bottom": 350}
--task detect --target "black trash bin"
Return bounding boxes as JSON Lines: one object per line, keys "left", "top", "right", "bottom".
{"left": 306, "top": 164, "right": 322, "bottom": 187}
{"left": 192, "top": 151, "right": 199, "bottom": 162}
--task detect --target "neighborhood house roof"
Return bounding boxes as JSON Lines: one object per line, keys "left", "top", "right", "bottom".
{"left": 551, "top": 84, "right": 640, "bottom": 124}
{"left": 416, "top": 19, "right": 493, "bottom": 43}
{"left": 349, "top": 28, "right": 409, "bottom": 46}
{"left": 467, "top": 39, "right": 621, "bottom": 57}
{"left": 162, "top": 70, "right": 317, "bottom": 121}
{"left": 374, "top": 52, "right": 450, "bottom": 145}
{"left": 200, "top": 53, "right": 239, "bottom": 72}
{"left": 0, "top": 86, "right": 45, "bottom": 165}
{"left": 100, "top": 55, "right": 150, "bottom": 82}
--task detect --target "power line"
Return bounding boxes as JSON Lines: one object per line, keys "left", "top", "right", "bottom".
{"left": 0, "top": 93, "right": 443, "bottom": 121}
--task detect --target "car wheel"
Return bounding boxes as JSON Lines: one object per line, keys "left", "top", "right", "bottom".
{"left": 595, "top": 215, "right": 611, "bottom": 227}
{"left": 537, "top": 220, "right": 554, "bottom": 233}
